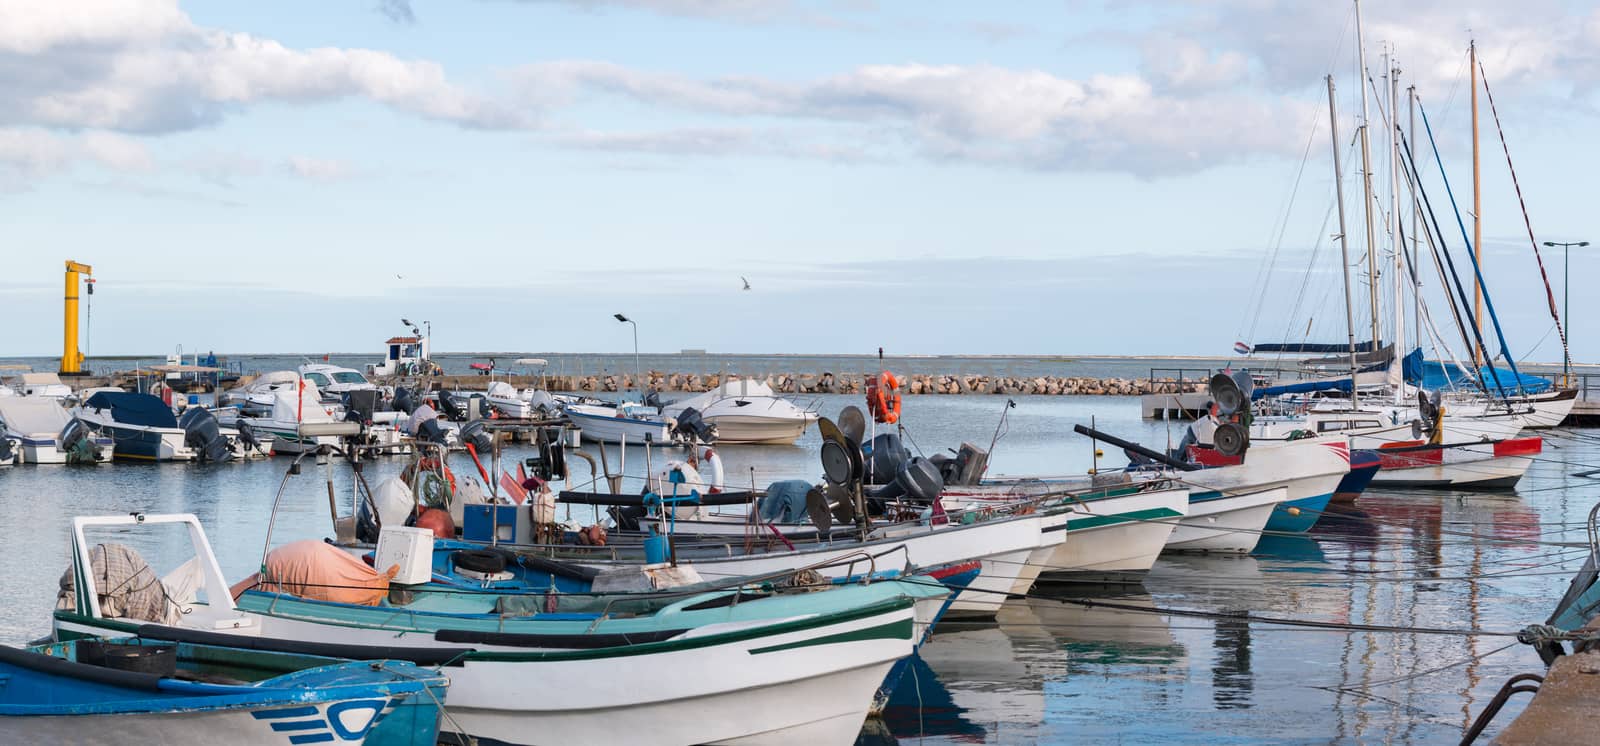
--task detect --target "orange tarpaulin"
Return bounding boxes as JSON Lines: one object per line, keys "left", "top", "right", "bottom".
{"left": 234, "top": 540, "right": 398, "bottom": 606}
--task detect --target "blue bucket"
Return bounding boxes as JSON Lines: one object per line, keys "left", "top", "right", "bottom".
{"left": 643, "top": 534, "right": 671, "bottom": 564}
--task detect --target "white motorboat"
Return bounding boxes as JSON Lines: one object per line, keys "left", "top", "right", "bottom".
{"left": 241, "top": 382, "right": 346, "bottom": 455}
{"left": 222, "top": 371, "right": 300, "bottom": 417}
{"left": 564, "top": 401, "right": 682, "bottom": 445}
{"left": 0, "top": 397, "right": 112, "bottom": 464}
{"left": 298, "top": 363, "right": 379, "bottom": 402}
{"left": 17, "top": 372, "right": 73, "bottom": 400}
{"left": 485, "top": 381, "right": 559, "bottom": 419}
{"left": 1443, "top": 388, "right": 1577, "bottom": 430}
{"left": 74, "top": 391, "right": 196, "bottom": 462}
{"left": 661, "top": 378, "right": 818, "bottom": 445}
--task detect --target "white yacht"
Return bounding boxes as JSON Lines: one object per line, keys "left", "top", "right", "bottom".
{"left": 0, "top": 397, "right": 112, "bottom": 464}
{"left": 661, "top": 378, "right": 817, "bottom": 445}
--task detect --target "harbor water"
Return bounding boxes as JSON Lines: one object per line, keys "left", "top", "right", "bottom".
{"left": 0, "top": 393, "right": 1586, "bottom": 743}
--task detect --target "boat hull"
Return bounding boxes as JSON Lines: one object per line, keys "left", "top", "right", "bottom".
{"left": 565, "top": 408, "right": 672, "bottom": 445}
{"left": 99, "top": 425, "right": 193, "bottom": 462}
{"left": 1365, "top": 437, "right": 1539, "bottom": 489}
{"left": 1165, "top": 487, "right": 1287, "bottom": 553}
{"left": 701, "top": 415, "right": 812, "bottom": 445}
{"left": 2, "top": 702, "right": 404, "bottom": 745}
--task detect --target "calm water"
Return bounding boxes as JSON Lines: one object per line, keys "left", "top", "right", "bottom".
{"left": 0, "top": 393, "right": 1590, "bottom": 744}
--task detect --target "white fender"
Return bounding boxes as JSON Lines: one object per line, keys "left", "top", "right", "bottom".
{"left": 701, "top": 447, "right": 725, "bottom": 493}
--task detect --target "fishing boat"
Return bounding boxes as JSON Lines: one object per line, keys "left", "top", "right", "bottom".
{"left": 1162, "top": 486, "right": 1289, "bottom": 553}
{"left": 74, "top": 391, "right": 197, "bottom": 462}
{"left": 57, "top": 512, "right": 932, "bottom": 746}
{"left": 0, "top": 636, "right": 447, "bottom": 745}
{"left": 1363, "top": 436, "right": 1540, "bottom": 489}
{"left": 241, "top": 383, "right": 363, "bottom": 456}
{"left": 17, "top": 372, "right": 73, "bottom": 400}
{"left": 222, "top": 371, "right": 301, "bottom": 417}
{"left": 660, "top": 378, "right": 818, "bottom": 445}
{"left": 0, "top": 397, "right": 112, "bottom": 464}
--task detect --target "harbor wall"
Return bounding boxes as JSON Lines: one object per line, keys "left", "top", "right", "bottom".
{"left": 382, "top": 372, "right": 1208, "bottom": 396}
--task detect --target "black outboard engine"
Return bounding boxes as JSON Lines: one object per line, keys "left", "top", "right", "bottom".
{"left": 392, "top": 387, "right": 416, "bottom": 415}
{"left": 458, "top": 420, "right": 494, "bottom": 453}
{"left": 671, "top": 407, "right": 717, "bottom": 444}
{"left": 58, "top": 419, "right": 98, "bottom": 464}
{"left": 0, "top": 435, "right": 15, "bottom": 464}
{"left": 344, "top": 390, "right": 379, "bottom": 425}
{"left": 416, "top": 418, "right": 450, "bottom": 445}
{"left": 436, "top": 390, "right": 466, "bottom": 421}
{"left": 869, "top": 456, "right": 944, "bottom": 504}
{"left": 862, "top": 433, "right": 910, "bottom": 485}
{"left": 178, "top": 407, "right": 234, "bottom": 463}
{"left": 237, "top": 421, "right": 261, "bottom": 451}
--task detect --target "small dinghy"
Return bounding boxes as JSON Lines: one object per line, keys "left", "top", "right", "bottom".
{"left": 0, "top": 637, "right": 448, "bottom": 746}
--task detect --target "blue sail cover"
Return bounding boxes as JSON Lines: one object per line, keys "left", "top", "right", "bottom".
{"left": 1401, "top": 348, "right": 1552, "bottom": 394}
{"left": 82, "top": 391, "right": 178, "bottom": 428}
{"left": 1251, "top": 378, "right": 1353, "bottom": 399}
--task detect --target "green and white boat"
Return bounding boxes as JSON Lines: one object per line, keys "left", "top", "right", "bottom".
{"left": 55, "top": 513, "right": 941, "bottom": 746}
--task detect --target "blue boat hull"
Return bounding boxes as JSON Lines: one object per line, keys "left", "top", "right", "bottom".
{"left": 1333, "top": 450, "right": 1382, "bottom": 502}
{"left": 1263, "top": 491, "right": 1334, "bottom": 534}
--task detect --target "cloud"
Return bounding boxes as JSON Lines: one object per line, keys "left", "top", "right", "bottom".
{"left": 0, "top": 0, "right": 525, "bottom": 135}
{"left": 284, "top": 156, "right": 357, "bottom": 182}
{"left": 0, "top": 127, "right": 154, "bottom": 189}
{"left": 376, "top": 0, "right": 416, "bottom": 23}
{"left": 515, "top": 61, "right": 1313, "bottom": 174}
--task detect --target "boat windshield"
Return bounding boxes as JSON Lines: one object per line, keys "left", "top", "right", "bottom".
{"left": 303, "top": 372, "right": 330, "bottom": 386}
{"left": 333, "top": 371, "right": 368, "bottom": 384}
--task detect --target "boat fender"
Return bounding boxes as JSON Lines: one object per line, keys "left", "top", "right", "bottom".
{"left": 577, "top": 524, "right": 608, "bottom": 546}
{"left": 414, "top": 507, "right": 455, "bottom": 538}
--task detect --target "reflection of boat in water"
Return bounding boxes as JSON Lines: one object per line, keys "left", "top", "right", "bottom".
{"left": 1013, "top": 592, "right": 1187, "bottom": 670}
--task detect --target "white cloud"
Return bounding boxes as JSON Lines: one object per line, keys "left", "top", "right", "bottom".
{"left": 516, "top": 61, "right": 1312, "bottom": 174}
{"left": 284, "top": 156, "right": 356, "bottom": 182}
{"left": 0, "top": 0, "right": 524, "bottom": 134}
{"left": 0, "top": 127, "right": 153, "bottom": 183}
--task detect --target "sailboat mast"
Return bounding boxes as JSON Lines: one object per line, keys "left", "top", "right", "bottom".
{"left": 1409, "top": 84, "right": 1419, "bottom": 362}
{"left": 1471, "top": 40, "right": 1483, "bottom": 367}
{"left": 1354, "top": 0, "right": 1381, "bottom": 360}
{"left": 1389, "top": 51, "right": 1405, "bottom": 404}
{"left": 1328, "top": 75, "right": 1361, "bottom": 409}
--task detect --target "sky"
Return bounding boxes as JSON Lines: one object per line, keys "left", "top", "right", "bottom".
{"left": 3, "top": 0, "right": 1599, "bottom": 362}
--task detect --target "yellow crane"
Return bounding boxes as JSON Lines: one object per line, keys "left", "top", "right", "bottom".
{"left": 61, "top": 260, "right": 92, "bottom": 375}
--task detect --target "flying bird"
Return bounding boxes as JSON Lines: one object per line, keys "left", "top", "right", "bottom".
{"left": 741, "top": 276, "right": 751, "bottom": 291}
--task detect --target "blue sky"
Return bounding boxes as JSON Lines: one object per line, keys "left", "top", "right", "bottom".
{"left": 3, "top": 0, "right": 1599, "bottom": 362}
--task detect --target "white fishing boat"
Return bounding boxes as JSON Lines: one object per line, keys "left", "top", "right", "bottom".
{"left": 1163, "top": 486, "right": 1288, "bottom": 553}
{"left": 564, "top": 401, "right": 680, "bottom": 445}
{"left": 943, "top": 482, "right": 1190, "bottom": 582}
{"left": 1366, "top": 436, "right": 1540, "bottom": 489}
{"left": 74, "top": 391, "right": 196, "bottom": 462}
{"left": 0, "top": 397, "right": 111, "bottom": 464}
{"left": 57, "top": 513, "right": 928, "bottom": 746}
{"left": 661, "top": 378, "right": 818, "bottom": 445}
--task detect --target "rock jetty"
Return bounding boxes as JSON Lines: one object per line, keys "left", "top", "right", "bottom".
{"left": 397, "top": 372, "right": 1206, "bottom": 397}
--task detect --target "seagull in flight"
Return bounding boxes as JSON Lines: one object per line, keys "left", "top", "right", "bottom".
{"left": 741, "top": 276, "right": 751, "bottom": 291}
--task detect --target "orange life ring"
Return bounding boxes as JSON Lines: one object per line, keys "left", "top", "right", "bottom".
{"left": 866, "top": 370, "right": 903, "bottom": 424}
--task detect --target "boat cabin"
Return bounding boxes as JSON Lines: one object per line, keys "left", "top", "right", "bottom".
{"left": 368, "top": 335, "right": 433, "bottom": 377}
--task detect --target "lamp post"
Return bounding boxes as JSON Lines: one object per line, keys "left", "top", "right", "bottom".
{"left": 614, "top": 313, "right": 640, "bottom": 399}
{"left": 1544, "top": 240, "right": 1589, "bottom": 383}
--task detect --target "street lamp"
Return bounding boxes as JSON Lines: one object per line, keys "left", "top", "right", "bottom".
{"left": 1544, "top": 240, "right": 1589, "bottom": 382}
{"left": 614, "top": 313, "right": 640, "bottom": 399}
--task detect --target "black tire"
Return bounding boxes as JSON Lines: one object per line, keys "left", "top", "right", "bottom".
{"left": 452, "top": 549, "right": 508, "bottom": 575}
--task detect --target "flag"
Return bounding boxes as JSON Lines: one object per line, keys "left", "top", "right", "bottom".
{"left": 1233, "top": 341, "right": 1252, "bottom": 355}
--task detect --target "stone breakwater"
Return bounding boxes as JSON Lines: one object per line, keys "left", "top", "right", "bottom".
{"left": 405, "top": 372, "right": 1207, "bottom": 396}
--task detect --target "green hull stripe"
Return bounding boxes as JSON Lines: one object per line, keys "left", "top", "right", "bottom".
{"left": 1066, "top": 507, "right": 1183, "bottom": 532}
{"left": 749, "top": 617, "right": 913, "bottom": 655}
{"left": 55, "top": 596, "right": 914, "bottom": 663}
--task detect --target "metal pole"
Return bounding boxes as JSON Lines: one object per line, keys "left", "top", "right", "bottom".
{"left": 1354, "top": 0, "right": 1381, "bottom": 355}
{"left": 1568, "top": 244, "right": 1572, "bottom": 381}
{"left": 1328, "top": 75, "right": 1360, "bottom": 409}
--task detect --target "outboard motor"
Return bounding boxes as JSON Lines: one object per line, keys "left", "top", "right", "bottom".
{"left": 344, "top": 390, "right": 379, "bottom": 425}
{"left": 392, "top": 387, "right": 416, "bottom": 415}
{"left": 458, "top": 420, "right": 494, "bottom": 454}
{"left": 178, "top": 407, "right": 234, "bottom": 463}
{"left": 416, "top": 417, "right": 450, "bottom": 445}
{"left": 0, "top": 435, "right": 15, "bottom": 465}
{"left": 862, "top": 433, "right": 910, "bottom": 485}
{"left": 237, "top": 421, "right": 261, "bottom": 451}
{"left": 671, "top": 407, "right": 717, "bottom": 444}
{"left": 870, "top": 456, "right": 944, "bottom": 504}
{"left": 58, "top": 419, "right": 99, "bottom": 464}
{"left": 436, "top": 390, "right": 466, "bottom": 421}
